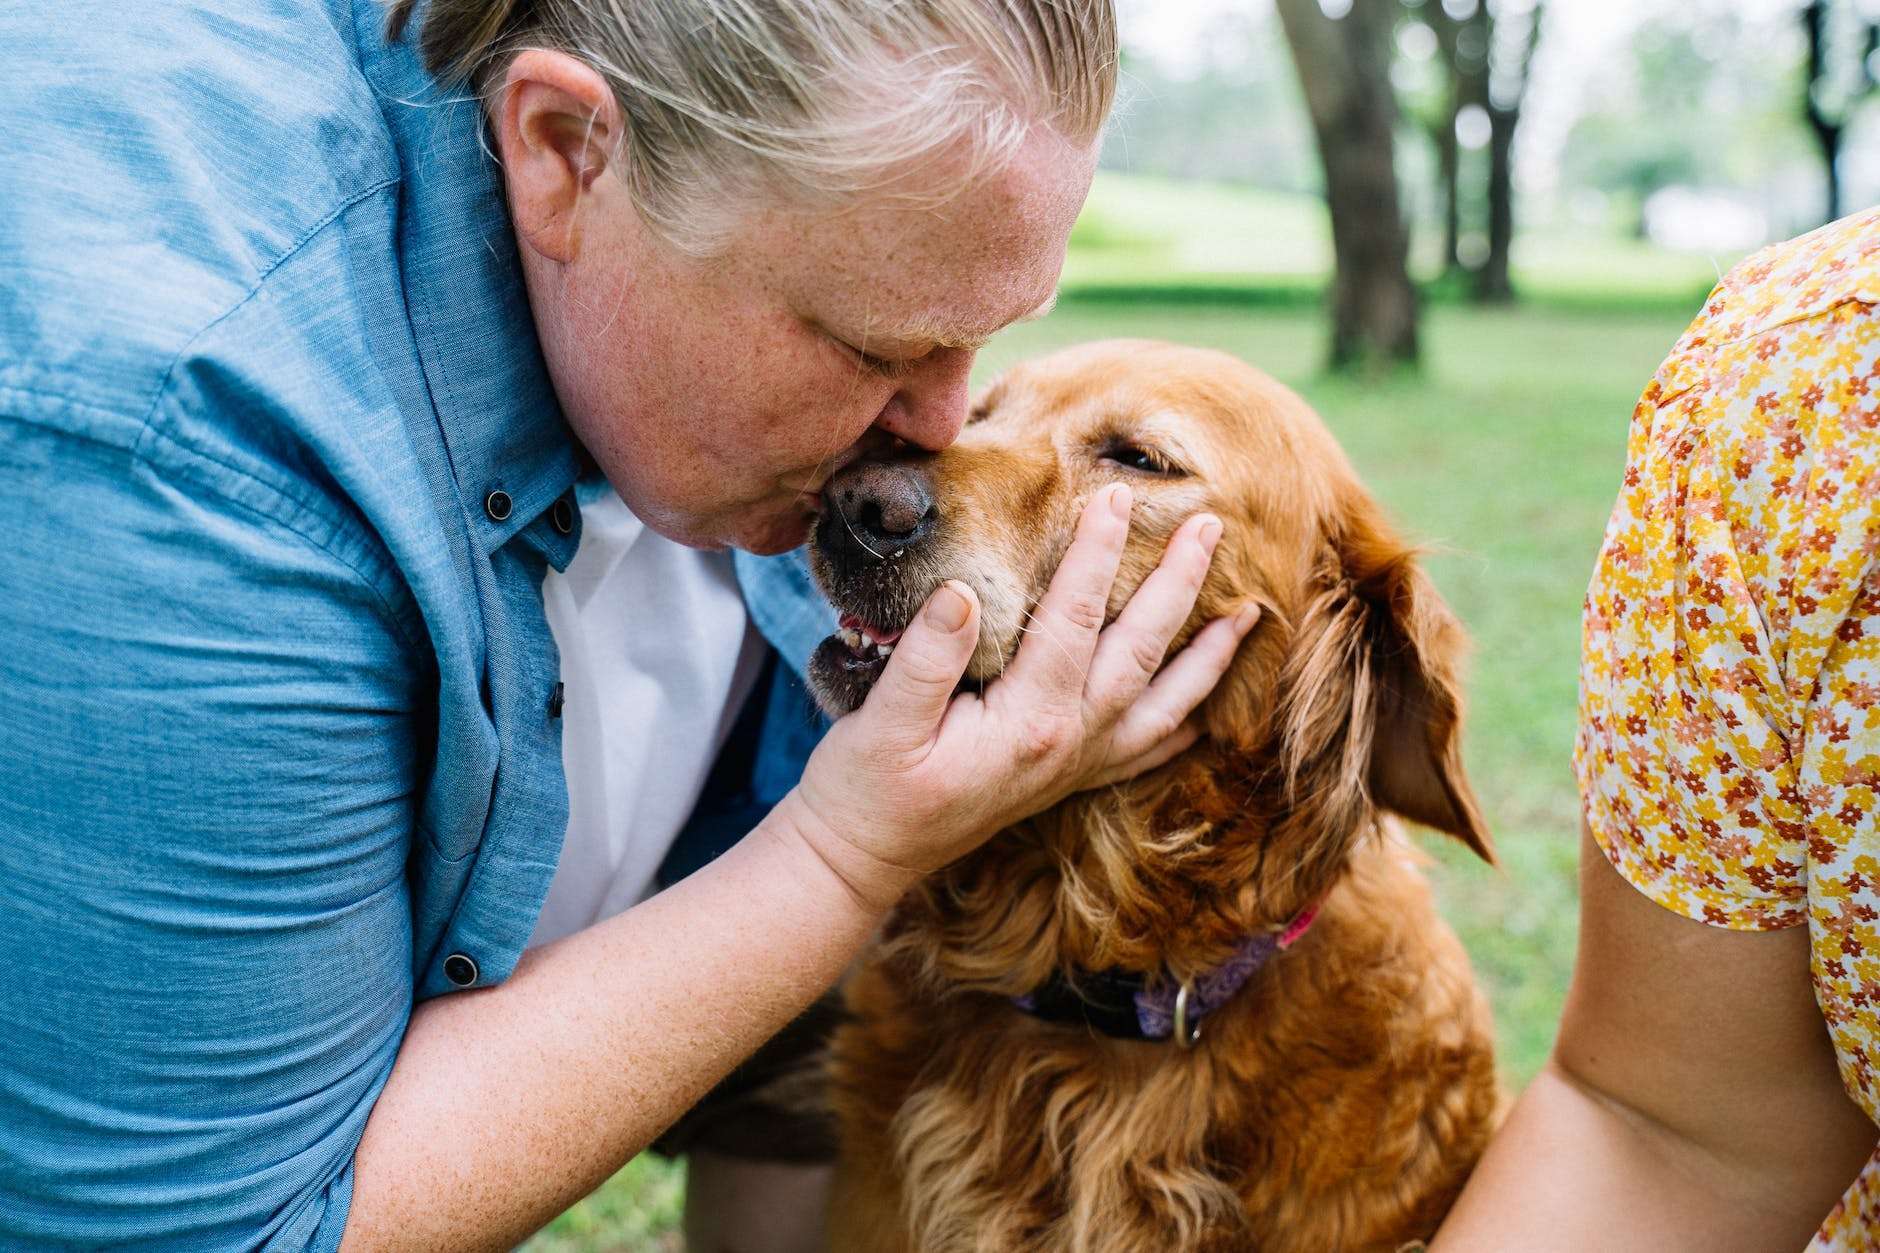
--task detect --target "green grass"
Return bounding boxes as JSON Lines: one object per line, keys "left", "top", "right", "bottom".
{"left": 529, "top": 172, "right": 1712, "bottom": 1247}
{"left": 1061, "top": 172, "right": 1732, "bottom": 314}
{"left": 524, "top": 1155, "right": 685, "bottom": 1252}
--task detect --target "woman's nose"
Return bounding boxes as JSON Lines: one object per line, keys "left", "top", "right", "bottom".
{"left": 875, "top": 347, "right": 976, "bottom": 451}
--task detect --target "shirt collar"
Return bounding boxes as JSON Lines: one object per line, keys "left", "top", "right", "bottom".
{"left": 354, "top": 0, "right": 581, "bottom": 563}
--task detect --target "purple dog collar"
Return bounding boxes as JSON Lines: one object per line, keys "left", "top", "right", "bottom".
{"left": 1012, "top": 903, "right": 1321, "bottom": 1046}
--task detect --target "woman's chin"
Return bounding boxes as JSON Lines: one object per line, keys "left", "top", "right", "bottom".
{"left": 727, "top": 500, "right": 819, "bottom": 555}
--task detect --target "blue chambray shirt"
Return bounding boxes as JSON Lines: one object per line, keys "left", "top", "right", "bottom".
{"left": 0, "top": 2, "right": 832, "bottom": 1246}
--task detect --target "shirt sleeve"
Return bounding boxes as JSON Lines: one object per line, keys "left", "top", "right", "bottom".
{"left": 0, "top": 422, "right": 425, "bottom": 1249}
{"left": 1575, "top": 299, "right": 1880, "bottom": 932}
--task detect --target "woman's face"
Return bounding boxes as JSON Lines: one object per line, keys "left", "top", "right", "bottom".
{"left": 517, "top": 125, "right": 1098, "bottom": 554}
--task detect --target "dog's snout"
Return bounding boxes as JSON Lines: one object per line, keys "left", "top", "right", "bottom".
{"left": 824, "top": 461, "right": 937, "bottom": 562}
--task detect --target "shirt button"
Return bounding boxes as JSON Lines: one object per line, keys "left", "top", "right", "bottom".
{"left": 483, "top": 490, "right": 513, "bottom": 523}
{"left": 442, "top": 952, "right": 480, "bottom": 987}
{"left": 551, "top": 495, "right": 575, "bottom": 536}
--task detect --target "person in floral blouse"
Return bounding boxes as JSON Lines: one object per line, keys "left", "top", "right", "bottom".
{"left": 1438, "top": 208, "right": 1880, "bottom": 1250}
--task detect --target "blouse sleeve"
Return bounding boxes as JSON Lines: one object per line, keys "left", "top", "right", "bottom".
{"left": 1575, "top": 295, "right": 1880, "bottom": 932}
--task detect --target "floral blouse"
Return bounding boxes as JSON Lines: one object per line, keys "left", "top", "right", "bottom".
{"left": 1576, "top": 207, "right": 1880, "bottom": 1249}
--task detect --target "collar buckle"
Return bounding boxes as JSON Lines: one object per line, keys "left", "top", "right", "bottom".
{"left": 1172, "top": 980, "right": 1202, "bottom": 1048}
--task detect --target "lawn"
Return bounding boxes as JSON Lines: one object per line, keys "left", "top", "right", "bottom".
{"left": 525, "top": 174, "right": 1711, "bottom": 1250}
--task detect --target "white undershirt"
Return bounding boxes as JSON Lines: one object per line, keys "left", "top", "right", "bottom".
{"left": 529, "top": 487, "right": 766, "bottom": 949}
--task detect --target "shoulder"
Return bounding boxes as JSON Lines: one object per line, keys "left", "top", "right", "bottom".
{"left": 1619, "top": 213, "right": 1879, "bottom": 545}
{"left": 1642, "top": 209, "right": 1880, "bottom": 420}
{"left": 0, "top": 1, "right": 402, "bottom": 427}
{"left": 1697, "top": 208, "right": 1880, "bottom": 350}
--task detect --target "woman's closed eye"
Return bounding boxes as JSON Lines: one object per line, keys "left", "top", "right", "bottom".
{"left": 832, "top": 333, "right": 926, "bottom": 381}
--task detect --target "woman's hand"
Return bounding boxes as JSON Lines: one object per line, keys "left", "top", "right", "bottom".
{"left": 779, "top": 482, "right": 1258, "bottom": 914}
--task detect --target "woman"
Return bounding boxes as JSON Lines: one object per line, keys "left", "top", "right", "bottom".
{"left": 1438, "top": 209, "right": 1880, "bottom": 1249}
{"left": 0, "top": 1, "right": 1255, "bottom": 1249}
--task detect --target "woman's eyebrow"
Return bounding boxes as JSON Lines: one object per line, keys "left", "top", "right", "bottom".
{"left": 880, "top": 290, "right": 1061, "bottom": 352}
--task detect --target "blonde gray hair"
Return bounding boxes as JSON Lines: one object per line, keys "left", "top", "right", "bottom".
{"left": 386, "top": 0, "right": 1117, "bottom": 252}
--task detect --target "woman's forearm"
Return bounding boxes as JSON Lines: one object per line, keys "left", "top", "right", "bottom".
{"left": 1437, "top": 827, "right": 1877, "bottom": 1250}
{"left": 341, "top": 796, "right": 886, "bottom": 1252}
{"left": 1437, "top": 1060, "right": 1859, "bottom": 1252}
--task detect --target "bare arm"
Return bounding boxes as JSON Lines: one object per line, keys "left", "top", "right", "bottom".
{"left": 1435, "top": 824, "right": 1875, "bottom": 1250}
{"left": 342, "top": 801, "right": 884, "bottom": 1249}
{"left": 342, "top": 490, "right": 1255, "bottom": 1249}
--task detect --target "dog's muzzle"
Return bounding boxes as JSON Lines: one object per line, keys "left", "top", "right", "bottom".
{"left": 805, "top": 457, "right": 943, "bottom": 716}
{"left": 820, "top": 459, "right": 936, "bottom": 567}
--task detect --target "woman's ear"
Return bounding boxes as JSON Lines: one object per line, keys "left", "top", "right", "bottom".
{"left": 495, "top": 49, "right": 622, "bottom": 263}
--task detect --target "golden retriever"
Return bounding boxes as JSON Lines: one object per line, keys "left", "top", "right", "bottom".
{"left": 804, "top": 340, "right": 1501, "bottom": 1252}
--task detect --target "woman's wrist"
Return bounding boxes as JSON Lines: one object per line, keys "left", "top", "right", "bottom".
{"left": 761, "top": 788, "right": 923, "bottom": 919}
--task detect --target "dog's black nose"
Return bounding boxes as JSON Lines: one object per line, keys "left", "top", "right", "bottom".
{"left": 823, "top": 460, "right": 937, "bottom": 563}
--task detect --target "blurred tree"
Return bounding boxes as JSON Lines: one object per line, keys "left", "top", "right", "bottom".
{"left": 1802, "top": 0, "right": 1879, "bottom": 223}
{"left": 1276, "top": 0, "right": 1420, "bottom": 372}
{"left": 1476, "top": 0, "right": 1542, "bottom": 300}
{"left": 1395, "top": 4, "right": 1465, "bottom": 271}
{"left": 1399, "top": 0, "right": 1542, "bottom": 301}
{"left": 1558, "top": 10, "right": 1816, "bottom": 241}
{"left": 1098, "top": 8, "right": 1318, "bottom": 192}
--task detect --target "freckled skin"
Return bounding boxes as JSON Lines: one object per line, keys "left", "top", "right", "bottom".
{"left": 516, "top": 127, "right": 1097, "bottom": 555}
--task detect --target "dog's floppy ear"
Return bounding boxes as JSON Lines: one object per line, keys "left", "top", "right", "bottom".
{"left": 1280, "top": 494, "right": 1495, "bottom": 866}
{"left": 1346, "top": 510, "right": 1494, "bottom": 863}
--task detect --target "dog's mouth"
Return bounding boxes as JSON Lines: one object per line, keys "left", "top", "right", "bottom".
{"left": 808, "top": 610, "right": 911, "bottom": 717}
{"left": 832, "top": 612, "right": 905, "bottom": 666}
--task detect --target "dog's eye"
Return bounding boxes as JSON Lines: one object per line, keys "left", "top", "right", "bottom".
{"left": 1100, "top": 441, "right": 1183, "bottom": 477}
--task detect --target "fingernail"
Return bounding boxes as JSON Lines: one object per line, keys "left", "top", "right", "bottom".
{"left": 1108, "top": 483, "right": 1132, "bottom": 520}
{"left": 1197, "top": 516, "right": 1222, "bottom": 552}
{"left": 925, "top": 582, "right": 971, "bottom": 633}
{"left": 1234, "top": 603, "right": 1261, "bottom": 632}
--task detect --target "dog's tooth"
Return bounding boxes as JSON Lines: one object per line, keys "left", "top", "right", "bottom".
{"left": 878, "top": 642, "right": 893, "bottom": 657}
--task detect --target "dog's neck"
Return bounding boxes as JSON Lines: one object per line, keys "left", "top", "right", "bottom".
{"left": 1010, "top": 897, "right": 1322, "bottom": 1044}
{"left": 882, "top": 740, "right": 1368, "bottom": 1013}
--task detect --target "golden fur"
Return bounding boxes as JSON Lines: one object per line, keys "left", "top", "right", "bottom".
{"left": 810, "top": 341, "right": 1503, "bottom": 1252}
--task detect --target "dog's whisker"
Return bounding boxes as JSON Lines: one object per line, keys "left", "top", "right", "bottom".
{"left": 838, "top": 505, "right": 887, "bottom": 562}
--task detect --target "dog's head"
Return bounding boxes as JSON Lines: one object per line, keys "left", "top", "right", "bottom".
{"left": 807, "top": 340, "right": 1489, "bottom": 957}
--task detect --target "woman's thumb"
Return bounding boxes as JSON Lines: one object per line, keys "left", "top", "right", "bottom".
{"left": 862, "top": 581, "right": 978, "bottom": 748}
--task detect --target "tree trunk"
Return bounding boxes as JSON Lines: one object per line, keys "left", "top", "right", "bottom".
{"left": 1814, "top": 121, "right": 1845, "bottom": 223}
{"left": 1471, "top": 0, "right": 1540, "bottom": 303}
{"left": 1805, "top": 0, "right": 1845, "bottom": 223}
{"left": 1475, "top": 104, "right": 1517, "bottom": 302}
{"left": 1426, "top": 6, "right": 1464, "bottom": 275}
{"left": 1435, "top": 117, "right": 1461, "bottom": 275}
{"left": 1276, "top": 0, "right": 1419, "bottom": 373}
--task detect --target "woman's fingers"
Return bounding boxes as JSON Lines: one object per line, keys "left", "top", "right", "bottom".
{"left": 1083, "top": 513, "right": 1222, "bottom": 716}
{"left": 1100, "top": 605, "right": 1259, "bottom": 766}
{"left": 1085, "top": 720, "right": 1202, "bottom": 791}
{"left": 1001, "top": 483, "right": 1133, "bottom": 703}
{"left": 858, "top": 581, "right": 981, "bottom": 758}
